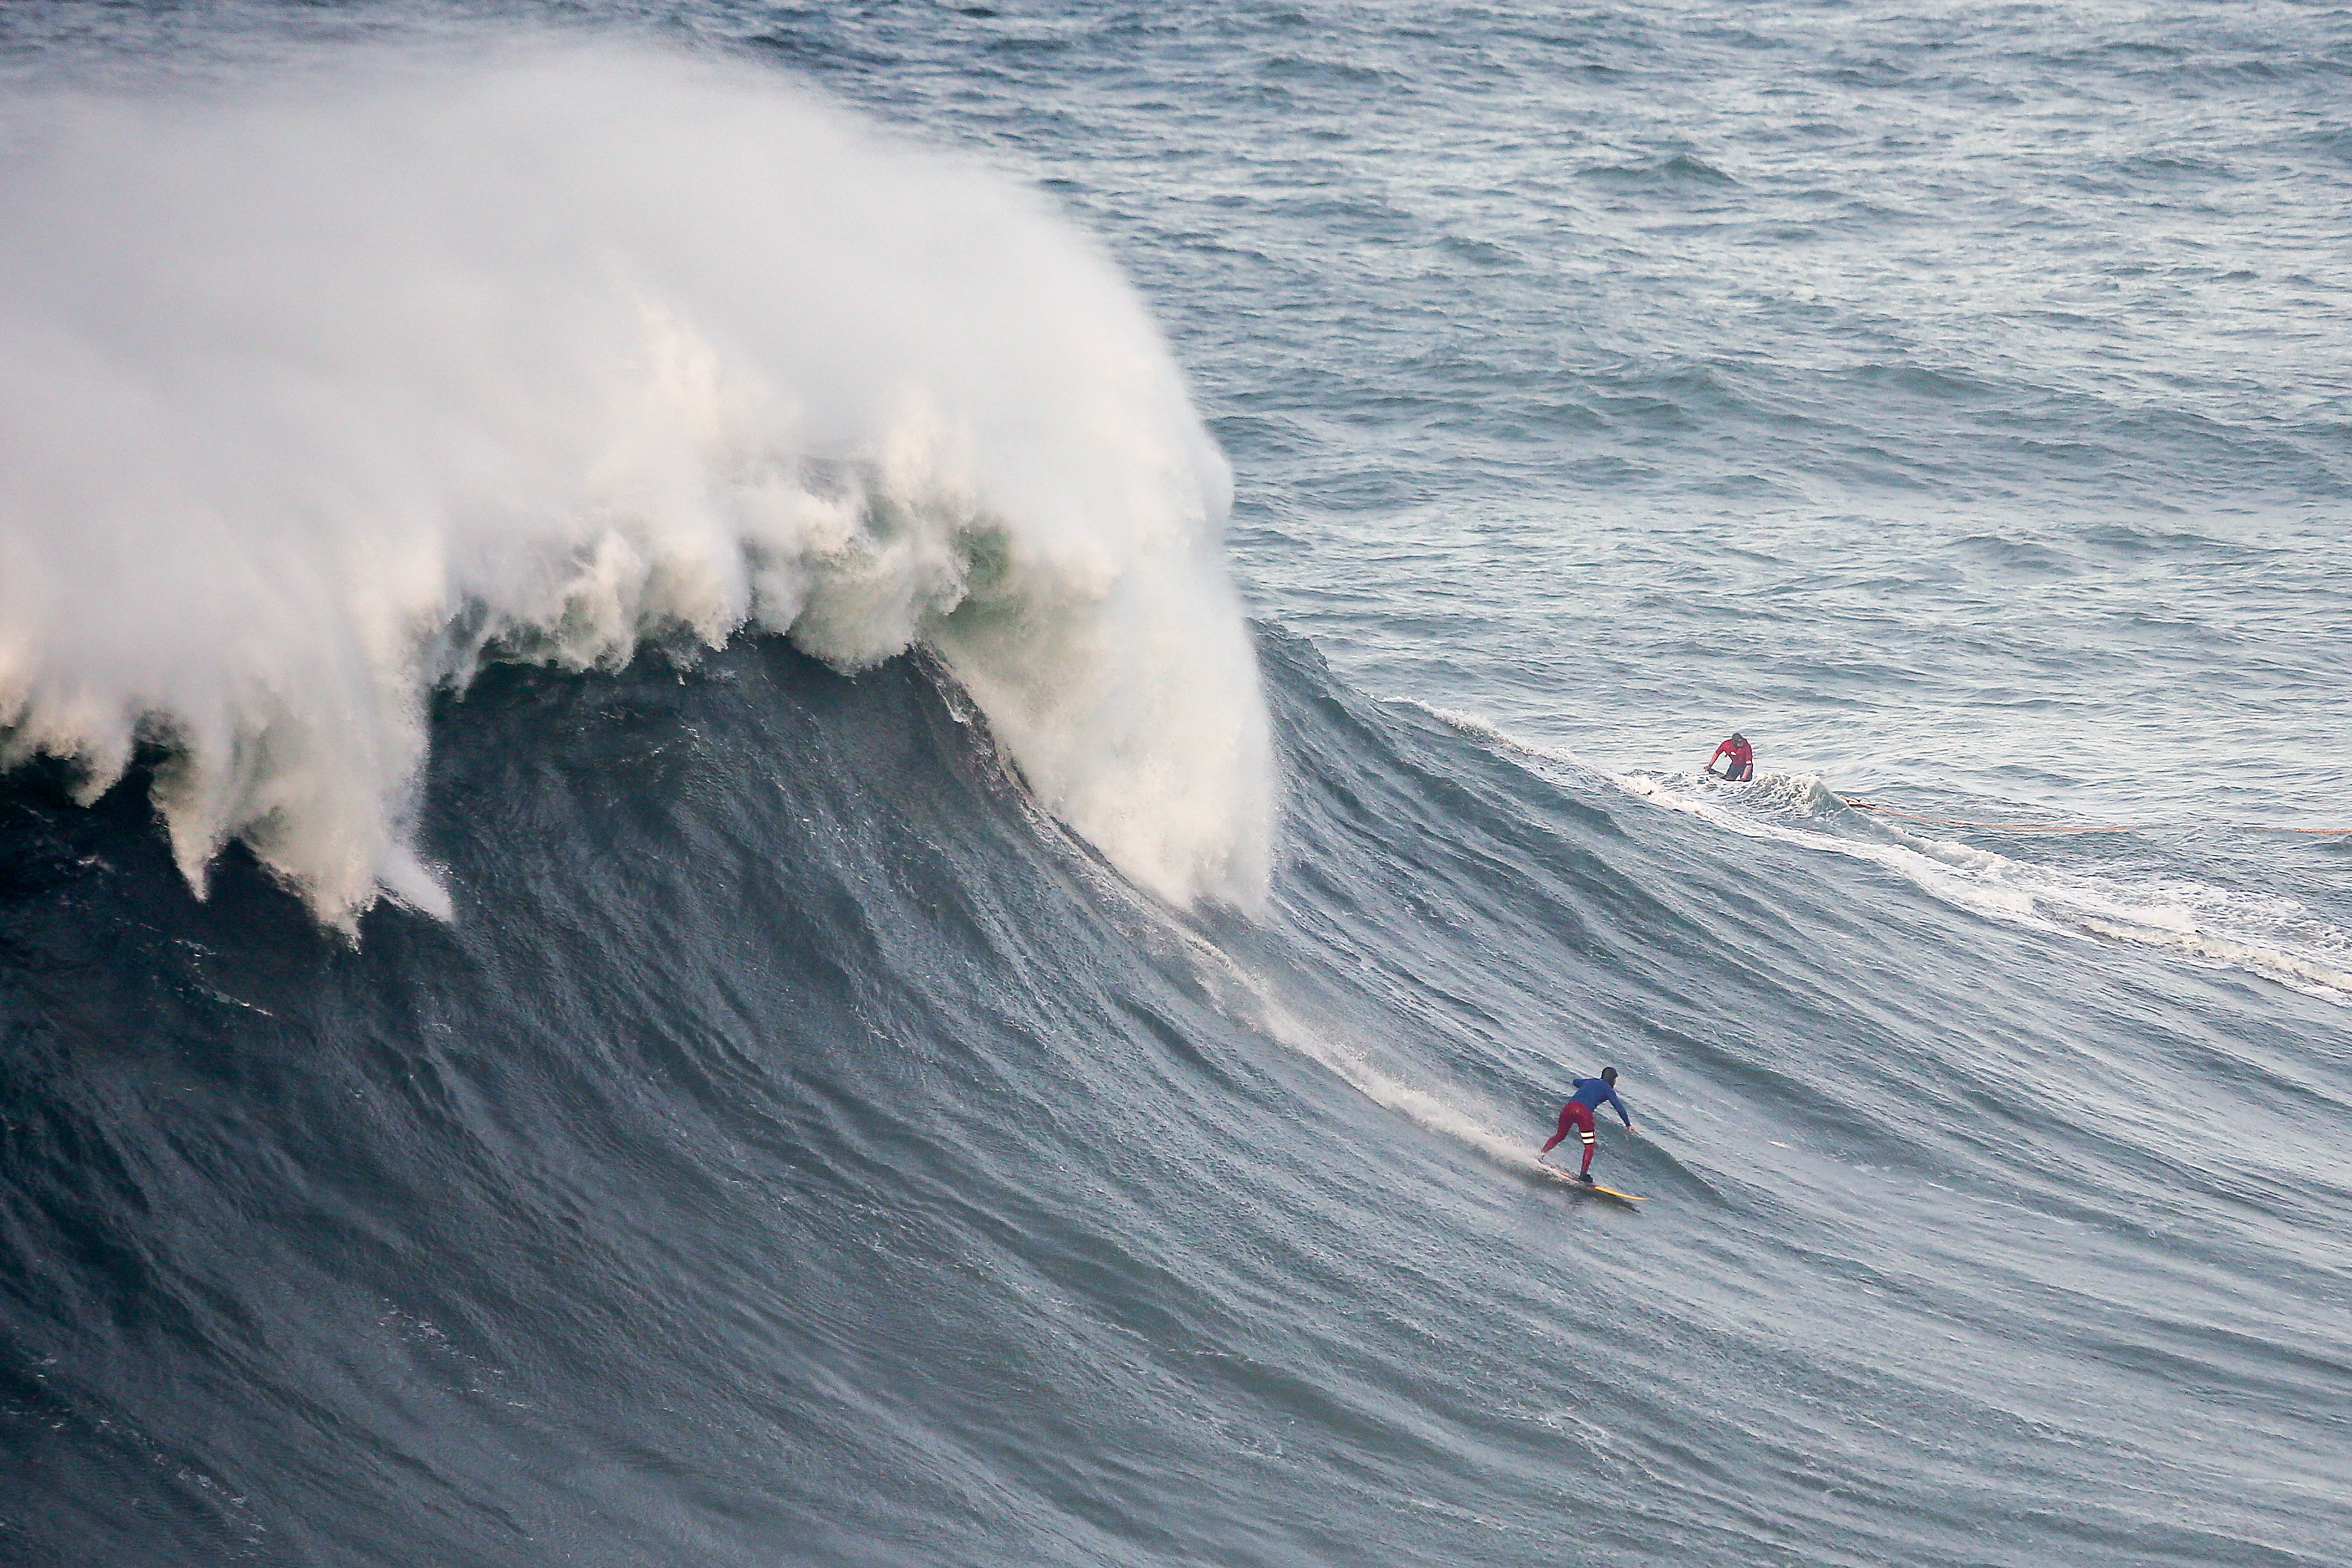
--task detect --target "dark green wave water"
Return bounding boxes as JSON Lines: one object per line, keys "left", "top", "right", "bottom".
{"left": 5, "top": 631, "right": 2346, "bottom": 1566}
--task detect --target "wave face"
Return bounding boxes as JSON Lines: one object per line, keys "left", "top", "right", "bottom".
{"left": 0, "top": 39, "right": 1270, "bottom": 923}
{"left": 5, "top": 631, "right": 2348, "bottom": 1568}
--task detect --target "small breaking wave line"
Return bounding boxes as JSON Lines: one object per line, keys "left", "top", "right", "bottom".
{"left": 1839, "top": 799, "right": 2352, "bottom": 838}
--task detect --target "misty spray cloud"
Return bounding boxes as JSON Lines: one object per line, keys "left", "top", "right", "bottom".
{"left": 0, "top": 37, "right": 1274, "bottom": 928}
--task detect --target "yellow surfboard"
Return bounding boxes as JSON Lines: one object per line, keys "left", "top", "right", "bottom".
{"left": 1539, "top": 1165, "right": 1646, "bottom": 1203}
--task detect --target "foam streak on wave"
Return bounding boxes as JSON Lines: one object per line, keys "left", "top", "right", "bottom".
{"left": 1428, "top": 708, "right": 2352, "bottom": 1007}
{"left": 0, "top": 37, "right": 1272, "bottom": 926}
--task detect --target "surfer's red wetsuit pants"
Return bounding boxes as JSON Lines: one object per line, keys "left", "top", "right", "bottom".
{"left": 1542, "top": 1102, "right": 1598, "bottom": 1174}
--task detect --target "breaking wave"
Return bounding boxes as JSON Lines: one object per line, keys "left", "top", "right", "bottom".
{"left": 1430, "top": 707, "right": 2352, "bottom": 1006}
{"left": 0, "top": 36, "right": 1272, "bottom": 926}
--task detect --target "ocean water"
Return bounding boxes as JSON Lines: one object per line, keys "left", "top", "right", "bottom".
{"left": 3, "top": 3, "right": 2348, "bottom": 1566}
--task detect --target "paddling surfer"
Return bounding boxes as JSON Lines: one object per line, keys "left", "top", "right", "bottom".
{"left": 1540, "top": 1068, "right": 1637, "bottom": 1184}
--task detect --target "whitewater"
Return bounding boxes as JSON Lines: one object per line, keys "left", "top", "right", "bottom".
{"left": 0, "top": 39, "right": 1270, "bottom": 923}
{"left": 3, "top": 4, "right": 2348, "bottom": 1568}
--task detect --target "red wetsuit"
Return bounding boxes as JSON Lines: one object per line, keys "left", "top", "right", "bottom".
{"left": 1544, "top": 1101, "right": 1598, "bottom": 1173}
{"left": 1708, "top": 735, "right": 1754, "bottom": 782}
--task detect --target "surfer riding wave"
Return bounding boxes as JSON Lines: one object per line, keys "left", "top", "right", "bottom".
{"left": 1539, "top": 1068, "right": 1637, "bottom": 1183}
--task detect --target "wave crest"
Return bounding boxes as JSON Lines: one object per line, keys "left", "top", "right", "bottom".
{"left": 0, "top": 38, "right": 1273, "bottom": 926}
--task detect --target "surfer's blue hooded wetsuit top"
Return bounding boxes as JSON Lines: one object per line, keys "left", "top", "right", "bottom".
{"left": 1566, "top": 1076, "right": 1634, "bottom": 1128}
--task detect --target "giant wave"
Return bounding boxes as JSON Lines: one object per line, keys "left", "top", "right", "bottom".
{"left": 0, "top": 37, "right": 1271, "bottom": 926}
{"left": 5, "top": 14, "right": 2350, "bottom": 1568}
{"left": 7, "top": 624, "right": 2346, "bottom": 1568}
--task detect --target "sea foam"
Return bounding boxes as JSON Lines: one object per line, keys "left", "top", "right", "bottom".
{"left": 0, "top": 37, "right": 1273, "bottom": 927}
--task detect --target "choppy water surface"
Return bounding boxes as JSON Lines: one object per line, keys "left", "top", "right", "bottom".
{"left": 2, "top": 4, "right": 2347, "bottom": 1567}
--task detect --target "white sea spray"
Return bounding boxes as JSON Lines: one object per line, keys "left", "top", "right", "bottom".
{"left": 0, "top": 37, "right": 1274, "bottom": 927}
